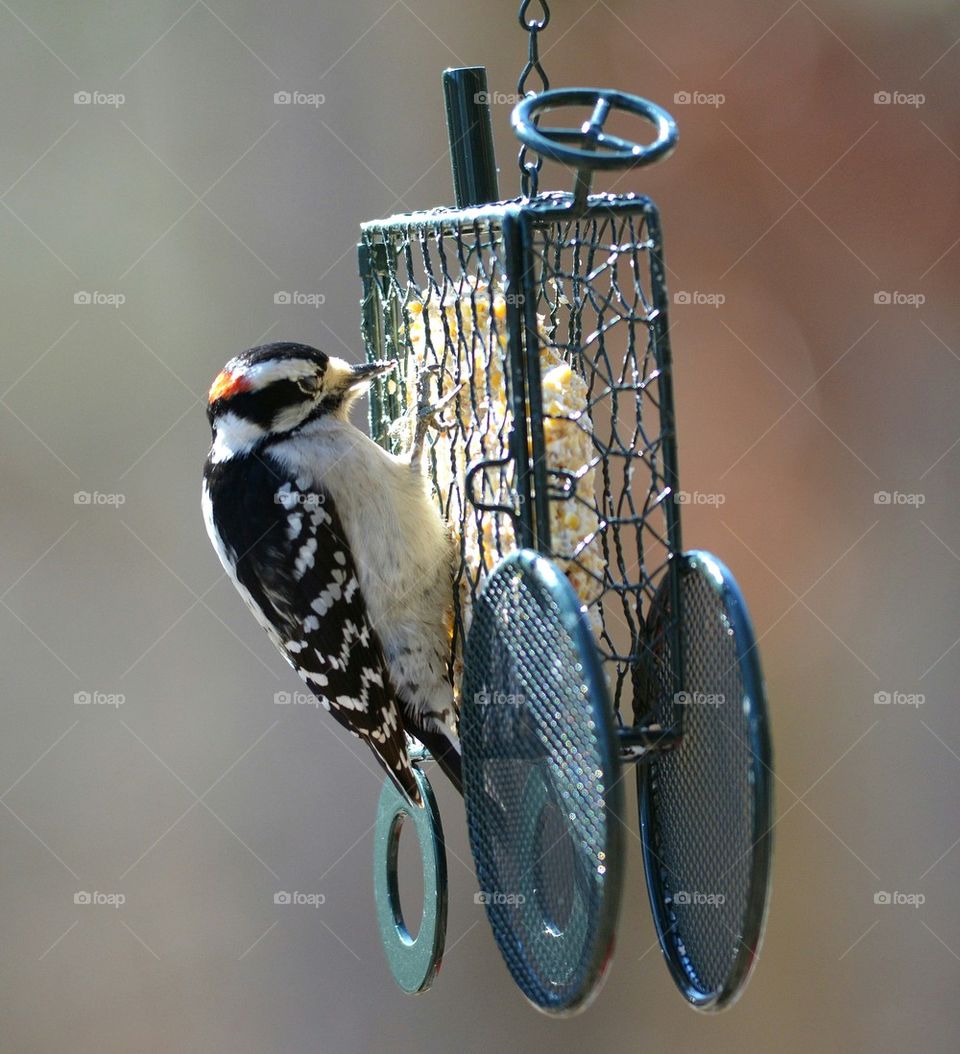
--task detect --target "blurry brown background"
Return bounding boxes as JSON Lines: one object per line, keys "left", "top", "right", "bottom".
{"left": 1, "top": 1, "right": 958, "bottom": 1050}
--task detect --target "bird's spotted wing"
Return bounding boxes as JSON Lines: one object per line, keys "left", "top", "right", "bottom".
{"left": 223, "top": 464, "right": 421, "bottom": 806}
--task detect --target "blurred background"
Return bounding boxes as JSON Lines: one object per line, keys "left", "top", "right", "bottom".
{"left": 1, "top": 0, "right": 958, "bottom": 1050}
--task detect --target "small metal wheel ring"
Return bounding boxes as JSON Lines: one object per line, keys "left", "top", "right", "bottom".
{"left": 511, "top": 88, "right": 677, "bottom": 172}
{"left": 373, "top": 769, "right": 447, "bottom": 994}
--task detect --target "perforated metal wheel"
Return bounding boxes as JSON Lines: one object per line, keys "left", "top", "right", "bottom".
{"left": 637, "top": 550, "right": 773, "bottom": 1010}
{"left": 461, "top": 550, "right": 624, "bottom": 1014}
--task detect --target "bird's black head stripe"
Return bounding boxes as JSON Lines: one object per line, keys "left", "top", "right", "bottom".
{"left": 215, "top": 378, "right": 305, "bottom": 430}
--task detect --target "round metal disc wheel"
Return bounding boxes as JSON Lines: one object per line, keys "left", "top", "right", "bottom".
{"left": 461, "top": 550, "right": 624, "bottom": 1014}
{"left": 638, "top": 550, "right": 773, "bottom": 1010}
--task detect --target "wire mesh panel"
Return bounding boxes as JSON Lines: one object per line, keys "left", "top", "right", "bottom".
{"left": 359, "top": 192, "right": 679, "bottom": 709}
{"left": 361, "top": 205, "right": 529, "bottom": 690}
{"left": 638, "top": 550, "right": 772, "bottom": 1009}
{"left": 519, "top": 195, "right": 680, "bottom": 724}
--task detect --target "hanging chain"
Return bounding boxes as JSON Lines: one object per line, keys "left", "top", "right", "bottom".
{"left": 517, "top": 0, "right": 550, "bottom": 198}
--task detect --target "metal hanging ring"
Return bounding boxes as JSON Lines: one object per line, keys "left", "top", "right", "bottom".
{"left": 518, "top": 0, "right": 550, "bottom": 29}
{"left": 512, "top": 88, "right": 678, "bottom": 172}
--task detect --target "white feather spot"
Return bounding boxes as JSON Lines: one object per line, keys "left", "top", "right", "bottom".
{"left": 337, "top": 695, "right": 364, "bottom": 712}
{"left": 310, "top": 569, "right": 345, "bottom": 615}
{"left": 275, "top": 482, "right": 299, "bottom": 510}
{"left": 294, "top": 536, "right": 318, "bottom": 578}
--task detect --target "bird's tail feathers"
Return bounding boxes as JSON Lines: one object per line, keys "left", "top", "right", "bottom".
{"left": 366, "top": 734, "right": 424, "bottom": 809}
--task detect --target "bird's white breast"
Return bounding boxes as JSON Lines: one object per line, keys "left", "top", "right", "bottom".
{"left": 268, "top": 419, "right": 451, "bottom": 637}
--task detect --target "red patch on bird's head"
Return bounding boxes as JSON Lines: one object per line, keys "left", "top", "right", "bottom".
{"left": 208, "top": 369, "right": 251, "bottom": 404}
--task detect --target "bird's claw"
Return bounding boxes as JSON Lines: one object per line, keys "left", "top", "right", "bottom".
{"left": 417, "top": 380, "right": 463, "bottom": 426}
{"left": 411, "top": 367, "right": 463, "bottom": 464}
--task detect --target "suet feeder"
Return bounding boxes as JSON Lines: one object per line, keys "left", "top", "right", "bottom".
{"left": 360, "top": 2, "right": 772, "bottom": 1015}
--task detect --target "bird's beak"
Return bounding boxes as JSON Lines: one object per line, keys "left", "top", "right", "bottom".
{"left": 346, "top": 360, "right": 396, "bottom": 387}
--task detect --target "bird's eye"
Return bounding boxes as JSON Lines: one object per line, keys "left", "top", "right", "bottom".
{"left": 297, "top": 375, "right": 322, "bottom": 396}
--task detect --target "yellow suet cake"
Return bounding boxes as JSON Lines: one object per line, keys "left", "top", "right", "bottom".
{"left": 397, "top": 277, "right": 605, "bottom": 677}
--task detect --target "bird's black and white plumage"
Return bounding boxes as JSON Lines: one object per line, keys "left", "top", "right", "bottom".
{"left": 201, "top": 342, "right": 459, "bottom": 806}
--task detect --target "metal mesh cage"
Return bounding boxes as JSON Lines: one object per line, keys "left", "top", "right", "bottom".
{"left": 359, "top": 191, "right": 679, "bottom": 714}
